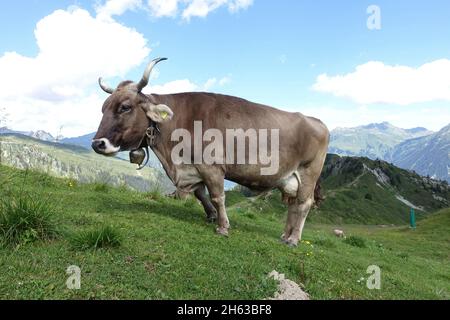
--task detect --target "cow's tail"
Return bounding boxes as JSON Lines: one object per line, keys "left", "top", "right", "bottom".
{"left": 314, "top": 179, "right": 324, "bottom": 207}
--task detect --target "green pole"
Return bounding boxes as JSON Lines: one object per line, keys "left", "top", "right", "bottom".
{"left": 410, "top": 208, "right": 416, "bottom": 229}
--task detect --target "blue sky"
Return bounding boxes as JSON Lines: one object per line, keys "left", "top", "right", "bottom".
{"left": 0, "top": 0, "right": 449, "bottom": 137}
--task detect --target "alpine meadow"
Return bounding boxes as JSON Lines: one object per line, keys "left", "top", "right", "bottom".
{"left": 1, "top": 0, "right": 449, "bottom": 303}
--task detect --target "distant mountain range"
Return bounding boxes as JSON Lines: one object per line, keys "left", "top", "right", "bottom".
{"left": 329, "top": 122, "right": 433, "bottom": 159}
{"left": 0, "top": 127, "right": 61, "bottom": 142}
{"left": 330, "top": 122, "right": 449, "bottom": 182}
{"left": 60, "top": 132, "right": 95, "bottom": 149}
{"left": 3, "top": 121, "right": 449, "bottom": 184}
{"left": 391, "top": 124, "right": 450, "bottom": 182}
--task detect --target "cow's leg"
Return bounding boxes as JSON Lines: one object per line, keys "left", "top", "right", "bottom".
{"left": 211, "top": 192, "right": 229, "bottom": 236}
{"left": 281, "top": 197, "right": 314, "bottom": 247}
{"left": 194, "top": 184, "right": 218, "bottom": 223}
{"left": 281, "top": 151, "right": 327, "bottom": 246}
{"left": 281, "top": 202, "right": 298, "bottom": 243}
{"left": 281, "top": 171, "right": 316, "bottom": 246}
{"left": 201, "top": 169, "right": 229, "bottom": 236}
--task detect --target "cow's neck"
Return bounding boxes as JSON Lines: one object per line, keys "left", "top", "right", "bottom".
{"left": 145, "top": 94, "right": 185, "bottom": 189}
{"left": 148, "top": 129, "right": 177, "bottom": 186}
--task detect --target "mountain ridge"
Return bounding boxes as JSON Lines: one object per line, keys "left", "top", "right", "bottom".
{"left": 329, "top": 122, "right": 433, "bottom": 160}
{"left": 329, "top": 122, "right": 449, "bottom": 182}
{"left": 391, "top": 124, "right": 450, "bottom": 182}
{"left": 0, "top": 127, "right": 59, "bottom": 142}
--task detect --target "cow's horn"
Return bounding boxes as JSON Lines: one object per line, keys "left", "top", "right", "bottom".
{"left": 135, "top": 57, "right": 168, "bottom": 92}
{"left": 98, "top": 77, "right": 114, "bottom": 94}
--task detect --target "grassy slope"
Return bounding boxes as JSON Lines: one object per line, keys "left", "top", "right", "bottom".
{"left": 0, "top": 165, "right": 449, "bottom": 300}
{"left": 316, "top": 155, "right": 449, "bottom": 224}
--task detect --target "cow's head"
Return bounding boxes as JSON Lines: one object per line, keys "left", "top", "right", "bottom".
{"left": 92, "top": 58, "right": 173, "bottom": 156}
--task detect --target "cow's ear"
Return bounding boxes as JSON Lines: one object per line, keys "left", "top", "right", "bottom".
{"left": 143, "top": 103, "right": 174, "bottom": 123}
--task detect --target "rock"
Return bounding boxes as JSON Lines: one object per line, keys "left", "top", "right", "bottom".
{"left": 268, "top": 270, "right": 309, "bottom": 300}
{"left": 334, "top": 229, "right": 345, "bottom": 238}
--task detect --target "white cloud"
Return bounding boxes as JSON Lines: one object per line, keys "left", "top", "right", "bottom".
{"left": 0, "top": 4, "right": 234, "bottom": 137}
{"left": 218, "top": 76, "right": 231, "bottom": 86}
{"left": 96, "top": 0, "right": 253, "bottom": 20}
{"left": 145, "top": 75, "right": 231, "bottom": 94}
{"left": 228, "top": 0, "right": 253, "bottom": 12}
{"left": 96, "top": 0, "right": 143, "bottom": 21}
{"left": 0, "top": 7, "right": 150, "bottom": 99}
{"left": 182, "top": 0, "right": 227, "bottom": 20}
{"left": 148, "top": 79, "right": 199, "bottom": 94}
{"left": 147, "top": 0, "right": 179, "bottom": 17}
{"left": 0, "top": 107, "right": 8, "bottom": 127}
{"left": 203, "top": 76, "right": 230, "bottom": 90}
{"left": 294, "top": 104, "right": 450, "bottom": 132}
{"left": 203, "top": 78, "right": 219, "bottom": 90}
{"left": 3, "top": 94, "right": 105, "bottom": 138}
{"left": 312, "top": 59, "right": 450, "bottom": 105}
{"left": 0, "top": 6, "right": 150, "bottom": 137}
{"left": 182, "top": 0, "right": 253, "bottom": 20}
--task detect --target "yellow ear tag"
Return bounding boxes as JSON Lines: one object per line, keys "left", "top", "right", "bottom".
{"left": 161, "top": 111, "right": 168, "bottom": 120}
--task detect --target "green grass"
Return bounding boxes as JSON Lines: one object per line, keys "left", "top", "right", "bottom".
{"left": 343, "top": 236, "right": 367, "bottom": 248}
{"left": 92, "top": 183, "right": 109, "bottom": 193}
{"left": 0, "top": 164, "right": 449, "bottom": 300}
{"left": 0, "top": 192, "right": 59, "bottom": 248}
{"left": 69, "top": 225, "right": 122, "bottom": 250}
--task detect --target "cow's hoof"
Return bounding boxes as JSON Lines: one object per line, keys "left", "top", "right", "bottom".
{"left": 206, "top": 216, "right": 217, "bottom": 224}
{"left": 283, "top": 237, "right": 298, "bottom": 247}
{"left": 280, "top": 234, "right": 289, "bottom": 244}
{"left": 216, "top": 227, "right": 229, "bottom": 237}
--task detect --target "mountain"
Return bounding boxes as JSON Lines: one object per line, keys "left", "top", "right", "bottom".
{"left": 329, "top": 122, "right": 433, "bottom": 160}
{"left": 0, "top": 127, "right": 57, "bottom": 142}
{"left": 0, "top": 127, "right": 27, "bottom": 135}
{"left": 391, "top": 124, "right": 450, "bottom": 182}
{"left": 30, "top": 130, "right": 56, "bottom": 142}
{"left": 318, "top": 154, "right": 449, "bottom": 224}
{"left": 61, "top": 132, "right": 95, "bottom": 149}
{"left": 232, "top": 154, "right": 449, "bottom": 225}
{"left": 0, "top": 133, "right": 173, "bottom": 193}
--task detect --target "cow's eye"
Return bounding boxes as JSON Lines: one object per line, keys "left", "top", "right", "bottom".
{"left": 118, "top": 104, "right": 132, "bottom": 114}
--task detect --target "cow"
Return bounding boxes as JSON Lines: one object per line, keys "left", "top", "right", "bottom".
{"left": 92, "top": 58, "right": 329, "bottom": 246}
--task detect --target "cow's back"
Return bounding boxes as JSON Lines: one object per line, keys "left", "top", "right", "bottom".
{"left": 151, "top": 92, "right": 329, "bottom": 188}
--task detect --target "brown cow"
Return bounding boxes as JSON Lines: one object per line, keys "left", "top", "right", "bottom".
{"left": 92, "top": 58, "right": 329, "bottom": 246}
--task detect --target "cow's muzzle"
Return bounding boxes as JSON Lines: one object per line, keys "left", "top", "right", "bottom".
{"left": 92, "top": 138, "right": 120, "bottom": 156}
